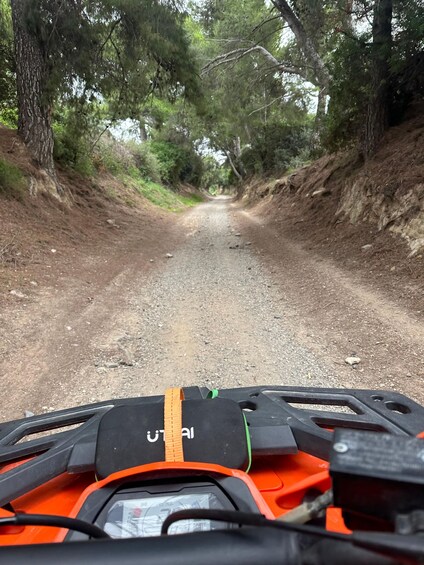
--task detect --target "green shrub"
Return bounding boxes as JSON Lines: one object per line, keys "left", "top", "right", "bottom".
{"left": 180, "top": 148, "right": 203, "bottom": 187}
{"left": 53, "top": 120, "right": 95, "bottom": 176}
{"left": 0, "top": 107, "right": 18, "bottom": 128}
{"left": 0, "top": 158, "right": 26, "bottom": 198}
{"left": 323, "top": 37, "right": 369, "bottom": 151}
{"left": 94, "top": 136, "right": 139, "bottom": 178}
{"left": 148, "top": 140, "right": 203, "bottom": 186}
{"left": 148, "top": 141, "right": 183, "bottom": 184}
{"left": 241, "top": 123, "right": 312, "bottom": 176}
{"left": 126, "top": 142, "right": 162, "bottom": 183}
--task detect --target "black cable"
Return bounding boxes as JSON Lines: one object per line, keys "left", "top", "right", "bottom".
{"left": 0, "top": 513, "right": 110, "bottom": 540}
{"left": 162, "top": 510, "right": 424, "bottom": 564}
{"left": 161, "top": 508, "right": 348, "bottom": 542}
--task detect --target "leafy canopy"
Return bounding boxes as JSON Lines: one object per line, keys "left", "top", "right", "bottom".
{"left": 24, "top": 0, "right": 201, "bottom": 117}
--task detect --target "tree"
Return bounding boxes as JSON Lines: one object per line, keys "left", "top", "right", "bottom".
{"left": 10, "top": 0, "right": 56, "bottom": 179}
{"left": 199, "top": 0, "right": 424, "bottom": 161}
{"left": 191, "top": 0, "right": 313, "bottom": 179}
{"left": 324, "top": 0, "right": 422, "bottom": 156}
{"left": 271, "top": 0, "right": 331, "bottom": 91}
{"left": 198, "top": 0, "right": 338, "bottom": 156}
{"left": 0, "top": 0, "right": 16, "bottom": 126}
{"left": 274, "top": 0, "right": 423, "bottom": 158}
{"left": 361, "top": 0, "right": 393, "bottom": 158}
{"left": 9, "top": 0, "right": 200, "bottom": 195}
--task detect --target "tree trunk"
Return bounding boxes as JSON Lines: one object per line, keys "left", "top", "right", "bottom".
{"left": 233, "top": 136, "right": 242, "bottom": 160}
{"left": 317, "top": 86, "right": 327, "bottom": 118}
{"left": 271, "top": 0, "right": 331, "bottom": 148}
{"left": 271, "top": 0, "right": 331, "bottom": 90}
{"left": 225, "top": 150, "right": 243, "bottom": 182}
{"left": 10, "top": 0, "right": 60, "bottom": 192}
{"left": 233, "top": 136, "right": 246, "bottom": 177}
{"left": 139, "top": 119, "right": 148, "bottom": 142}
{"left": 361, "top": 0, "right": 392, "bottom": 158}
{"left": 312, "top": 87, "right": 327, "bottom": 149}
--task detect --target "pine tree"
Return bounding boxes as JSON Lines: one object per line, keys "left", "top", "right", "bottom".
{"left": 9, "top": 0, "right": 200, "bottom": 195}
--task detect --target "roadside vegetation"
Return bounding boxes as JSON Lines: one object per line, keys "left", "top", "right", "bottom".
{"left": 0, "top": 157, "right": 26, "bottom": 198}
{"left": 0, "top": 0, "right": 422, "bottom": 204}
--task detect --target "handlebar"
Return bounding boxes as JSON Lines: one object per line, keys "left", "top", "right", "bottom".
{"left": 0, "top": 527, "right": 402, "bottom": 565}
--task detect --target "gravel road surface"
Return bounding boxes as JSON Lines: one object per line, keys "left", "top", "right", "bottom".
{"left": 129, "top": 197, "right": 333, "bottom": 393}
{"left": 1, "top": 196, "right": 422, "bottom": 421}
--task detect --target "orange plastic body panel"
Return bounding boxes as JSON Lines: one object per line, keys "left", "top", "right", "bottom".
{"left": 0, "top": 455, "right": 349, "bottom": 544}
{"left": 0, "top": 473, "right": 92, "bottom": 545}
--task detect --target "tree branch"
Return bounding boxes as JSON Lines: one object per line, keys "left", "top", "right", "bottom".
{"left": 248, "top": 96, "right": 282, "bottom": 116}
{"left": 270, "top": 0, "right": 331, "bottom": 88}
{"left": 89, "top": 123, "right": 110, "bottom": 153}
{"left": 46, "top": 0, "right": 66, "bottom": 50}
{"left": 225, "top": 150, "right": 243, "bottom": 181}
{"left": 97, "top": 17, "right": 122, "bottom": 60}
{"left": 250, "top": 14, "right": 283, "bottom": 35}
{"left": 202, "top": 45, "right": 305, "bottom": 78}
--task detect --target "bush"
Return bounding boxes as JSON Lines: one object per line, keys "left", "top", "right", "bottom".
{"left": 126, "top": 142, "right": 162, "bottom": 183}
{"left": 94, "top": 136, "right": 136, "bottom": 176}
{"left": 148, "top": 140, "right": 203, "bottom": 186}
{"left": 323, "top": 38, "right": 369, "bottom": 151}
{"left": 0, "top": 107, "right": 18, "bottom": 128}
{"left": 147, "top": 141, "right": 183, "bottom": 184}
{"left": 53, "top": 119, "right": 95, "bottom": 176}
{"left": 241, "top": 123, "right": 312, "bottom": 176}
{"left": 0, "top": 158, "right": 26, "bottom": 198}
{"left": 180, "top": 148, "right": 203, "bottom": 187}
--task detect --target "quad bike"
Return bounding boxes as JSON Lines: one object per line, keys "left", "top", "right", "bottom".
{"left": 1, "top": 385, "right": 424, "bottom": 564}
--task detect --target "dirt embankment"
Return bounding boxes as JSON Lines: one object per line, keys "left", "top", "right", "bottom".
{"left": 243, "top": 107, "right": 424, "bottom": 252}
{"left": 241, "top": 108, "right": 424, "bottom": 316}
{"left": 0, "top": 126, "right": 194, "bottom": 301}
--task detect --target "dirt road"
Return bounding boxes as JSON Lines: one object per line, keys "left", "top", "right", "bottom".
{"left": 1, "top": 197, "right": 423, "bottom": 421}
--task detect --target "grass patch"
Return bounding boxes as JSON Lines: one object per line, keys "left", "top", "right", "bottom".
{"left": 178, "top": 193, "right": 204, "bottom": 206}
{"left": 0, "top": 158, "right": 27, "bottom": 199}
{"left": 104, "top": 186, "right": 119, "bottom": 201}
{"left": 128, "top": 177, "right": 203, "bottom": 211}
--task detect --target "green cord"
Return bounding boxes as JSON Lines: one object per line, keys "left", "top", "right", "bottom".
{"left": 243, "top": 413, "right": 252, "bottom": 473}
{"left": 205, "top": 389, "right": 251, "bottom": 472}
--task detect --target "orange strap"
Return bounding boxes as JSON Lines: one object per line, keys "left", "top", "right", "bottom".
{"left": 164, "top": 388, "right": 185, "bottom": 462}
